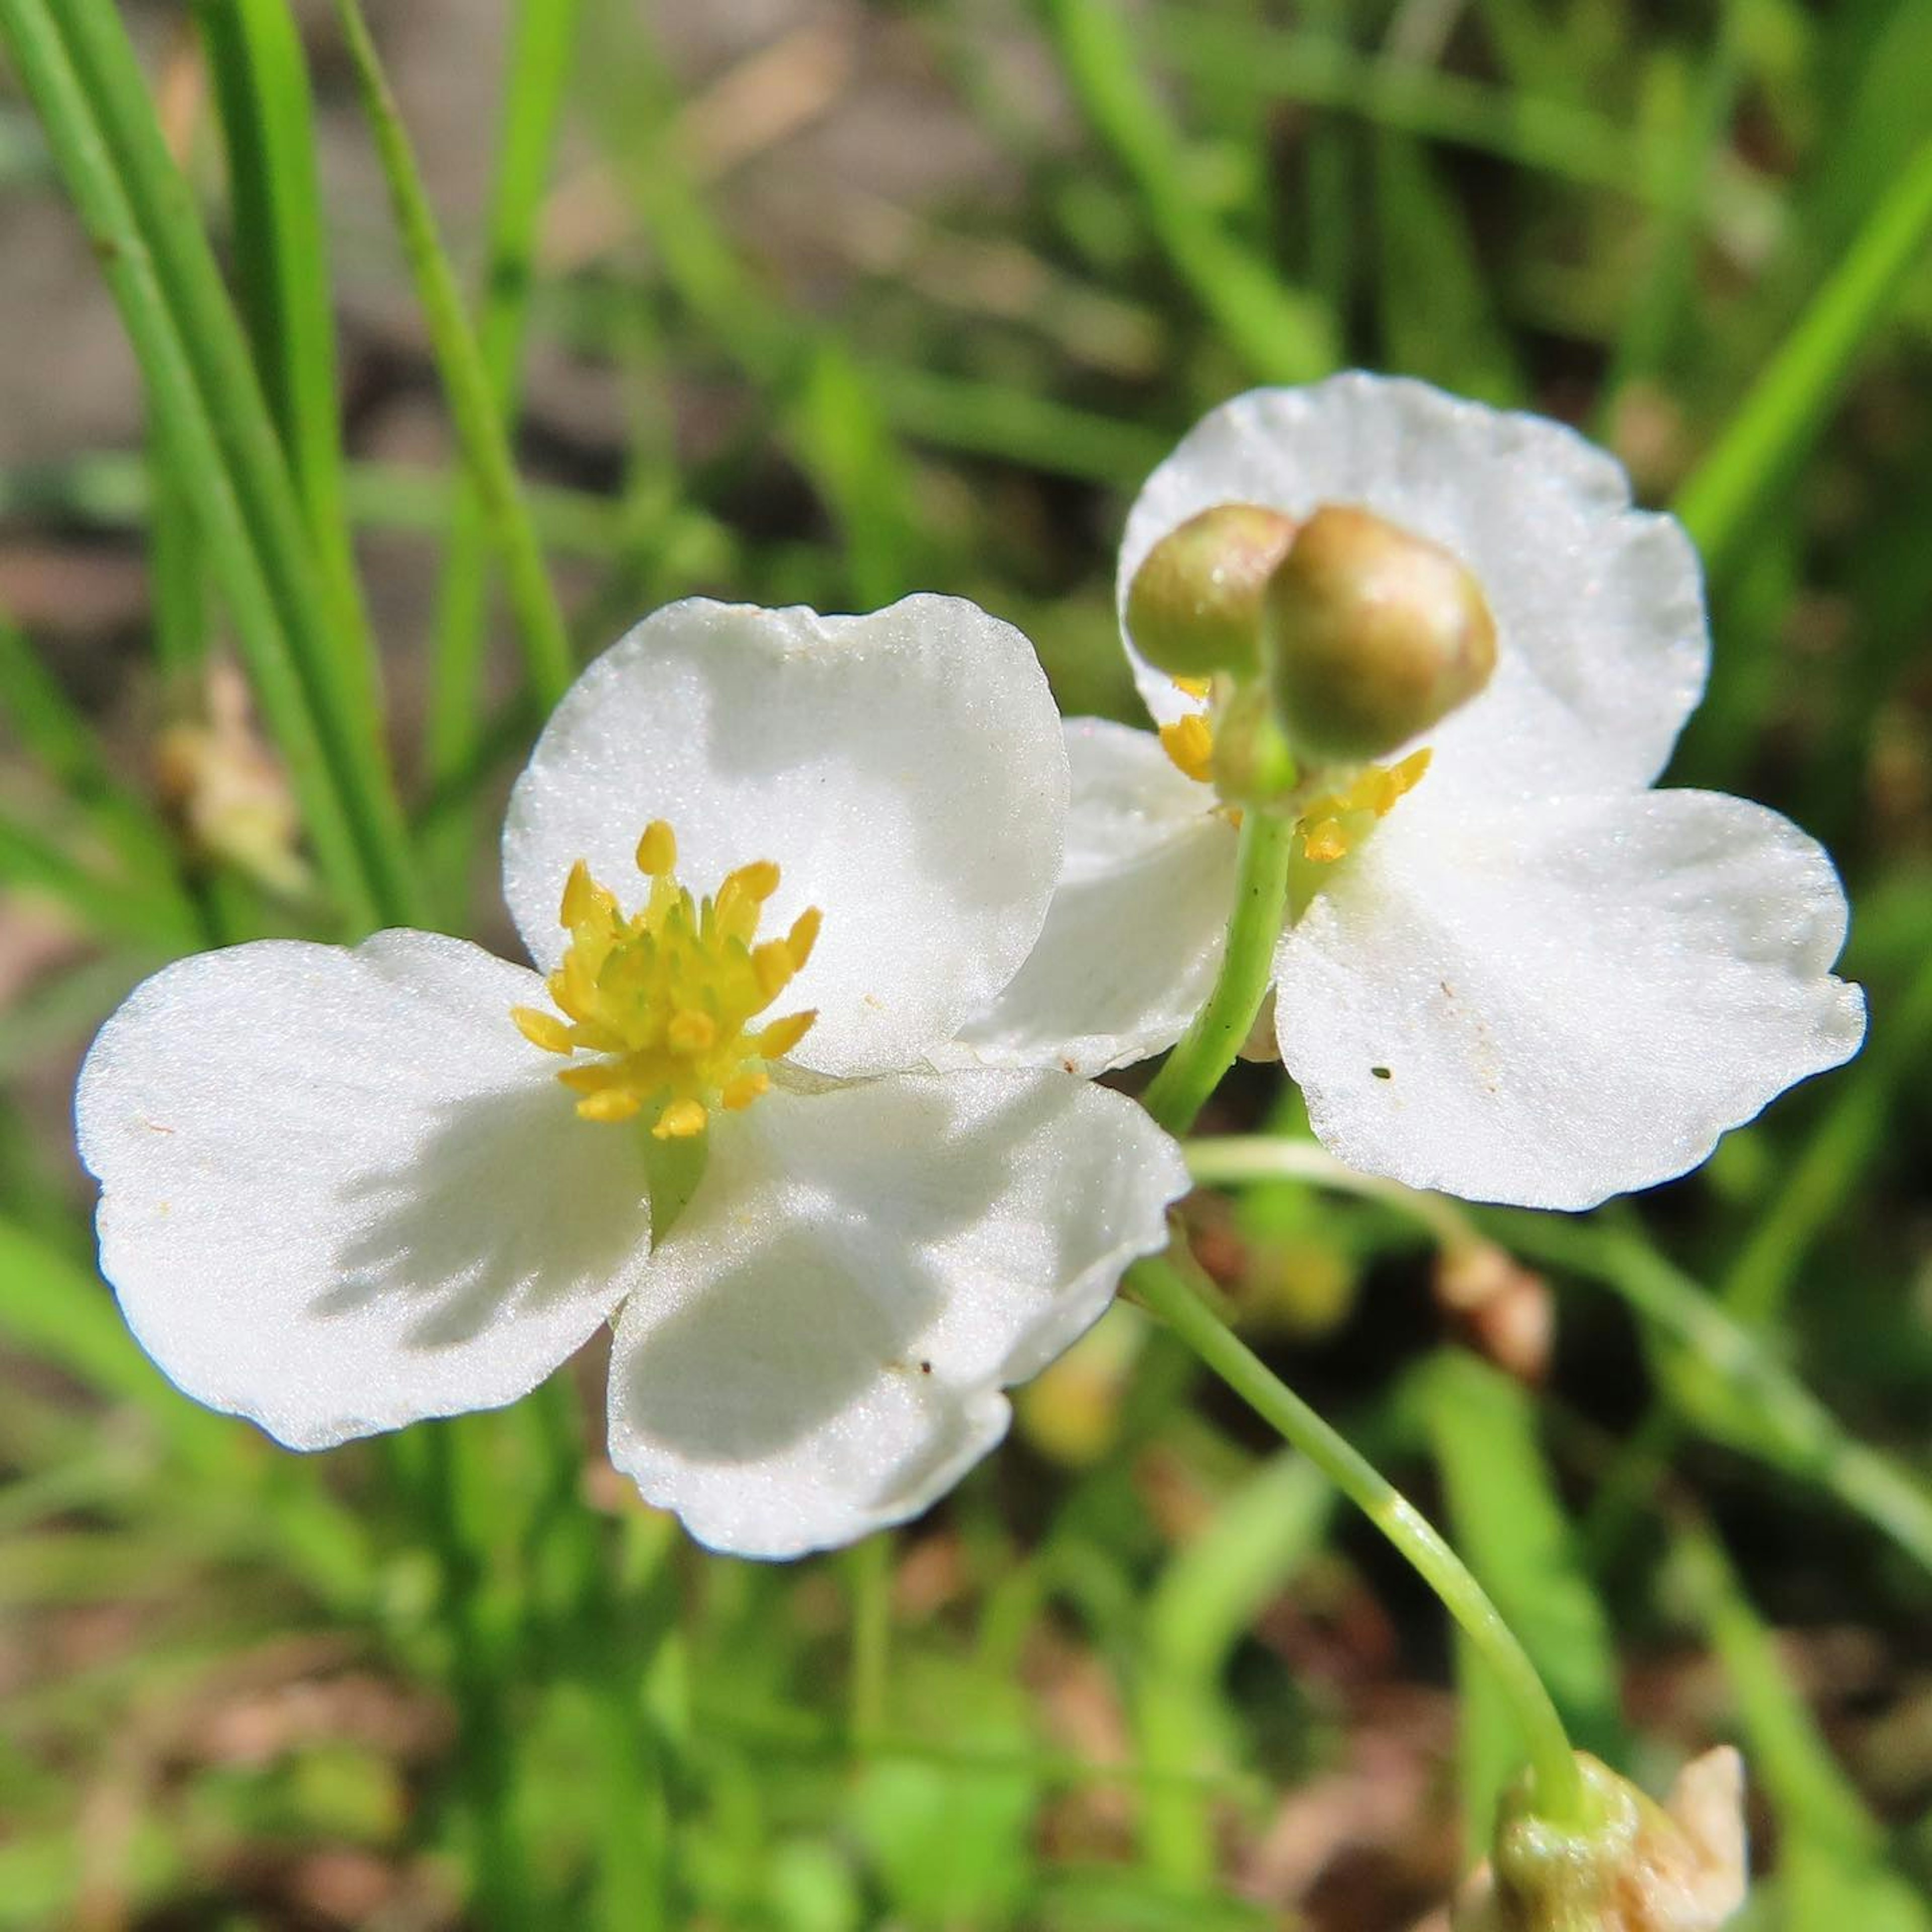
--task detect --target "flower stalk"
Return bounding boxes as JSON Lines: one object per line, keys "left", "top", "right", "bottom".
{"left": 1140, "top": 806, "right": 1296, "bottom": 1135}
{"left": 1128, "top": 1247, "right": 1588, "bottom": 1827}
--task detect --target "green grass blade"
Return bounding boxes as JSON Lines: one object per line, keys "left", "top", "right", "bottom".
{"left": 1675, "top": 1526, "right": 1931, "bottom": 1930}
{"left": 0, "top": 0, "right": 416, "bottom": 929}
{"left": 1137, "top": 1450, "right": 1333, "bottom": 1882}
{"left": 1675, "top": 132, "right": 1932, "bottom": 573}
{"left": 193, "top": 0, "right": 382, "bottom": 735}
{"left": 1038, "top": 0, "right": 1336, "bottom": 383}
{"left": 423, "top": 0, "right": 584, "bottom": 919}
{"left": 0, "top": 607, "right": 190, "bottom": 906}
{"left": 330, "top": 0, "right": 575, "bottom": 721}
{"left": 1491, "top": 1211, "right": 1932, "bottom": 1583}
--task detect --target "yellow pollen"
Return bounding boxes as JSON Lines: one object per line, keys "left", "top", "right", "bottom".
{"left": 1160, "top": 712, "right": 1216, "bottom": 785}
{"left": 511, "top": 822, "right": 822, "bottom": 1136}
{"left": 1297, "top": 747, "right": 1432, "bottom": 864}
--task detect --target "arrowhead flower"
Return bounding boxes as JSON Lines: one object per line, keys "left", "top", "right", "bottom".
{"left": 77, "top": 597, "right": 1187, "bottom": 1560}
{"left": 949, "top": 374, "right": 1866, "bottom": 1210}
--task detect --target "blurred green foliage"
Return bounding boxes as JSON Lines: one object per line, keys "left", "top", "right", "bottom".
{"left": 1, "top": 0, "right": 1930, "bottom": 1925}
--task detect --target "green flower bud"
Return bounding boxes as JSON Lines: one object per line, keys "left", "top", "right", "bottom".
{"left": 1264, "top": 504, "right": 1497, "bottom": 765}
{"left": 1453, "top": 1749, "right": 1747, "bottom": 1932}
{"left": 1125, "top": 503, "right": 1299, "bottom": 680}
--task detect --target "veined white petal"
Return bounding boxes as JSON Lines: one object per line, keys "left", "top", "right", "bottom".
{"left": 1118, "top": 375, "right": 1708, "bottom": 798}
{"left": 75, "top": 933, "right": 654, "bottom": 1447}
{"left": 941, "top": 718, "right": 1238, "bottom": 1076}
{"left": 1272, "top": 789, "right": 1865, "bottom": 1209}
{"left": 501, "top": 597, "right": 1068, "bottom": 1080}
{"left": 605, "top": 1070, "right": 1185, "bottom": 1559}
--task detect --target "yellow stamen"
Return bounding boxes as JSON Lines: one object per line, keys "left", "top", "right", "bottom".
{"left": 511, "top": 820, "right": 823, "bottom": 1137}
{"left": 786, "top": 905, "right": 822, "bottom": 971}
{"left": 1159, "top": 713, "right": 1216, "bottom": 785}
{"left": 560, "top": 857, "right": 615, "bottom": 930}
{"left": 1173, "top": 675, "right": 1212, "bottom": 699}
{"left": 512, "top": 1005, "right": 574, "bottom": 1055}
{"left": 755, "top": 1010, "right": 817, "bottom": 1061}
{"left": 1296, "top": 748, "right": 1434, "bottom": 864}
{"left": 667, "top": 1010, "right": 717, "bottom": 1053}
{"left": 577, "top": 1088, "right": 643, "bottom": 1124}
{"left": 721, "top": 1069, "right": 770, "bottom": 1111}
{"left": 654, "top": 1099, "right": 708, "bottom": 1141}
{"left": 636, "top": 819, "right": 677, "bottom": 876}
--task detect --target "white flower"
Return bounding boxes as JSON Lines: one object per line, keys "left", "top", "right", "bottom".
{"left": 948, "top": 375, "right": 1866, "bottom": 1210}
{"left": 76, "top": 597, "right": 1187, "bottom": 1560}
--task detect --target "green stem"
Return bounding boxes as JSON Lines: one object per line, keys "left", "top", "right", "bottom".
{"left": 1128, "top": 1249, "right": 1586, "bottom": 1827}
{"left": 1185, "top": 1134, "right": 1478, "bottom": 1250}
{"left": 1141, "top": 809, "right": 1296, "bottom": 1135}
{"left": 330, "top": 0, "right": 575, "bottom": 713}
{"left": 846, "top": 1532, "right": 893, "bottom": 1742}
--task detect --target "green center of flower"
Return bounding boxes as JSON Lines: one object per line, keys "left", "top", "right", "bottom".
{"left": 511, "top": 820, "right": 821, "bottom": 1140}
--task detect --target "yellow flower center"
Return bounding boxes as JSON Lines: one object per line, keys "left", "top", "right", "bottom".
{"left": 510, "top": 820, "right": 821, "bottom": 1140}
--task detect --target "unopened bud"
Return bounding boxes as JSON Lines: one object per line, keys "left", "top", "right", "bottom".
{"left": 1125, "top": 503, "right": 1298, "bottom": 680}
{"left": 1265, "top": 504, "right": 1496, "bottom": 766}
{"left": 1453, "top": 1748, "right": 1747, "bottom": 1932}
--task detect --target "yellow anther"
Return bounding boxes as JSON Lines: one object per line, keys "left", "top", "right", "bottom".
{"left": 756, "top": 1010, "right": 817, "bottom": 1061}
{"left": 1302, "top": 819, "right": 1348, "bottom": 864}
{"left": 786, "top": 905, "right": 822, "bottom": 970}
{"left": 654, "top": 1099, "right": 708, "bottom": 1141}
{"left": 1296, "top": 748, "right": 1434, "bottom": 865}
{"left": 721, "top": 1069, "right": 770, "bottom": 1112}
{"left": 512, "top": 1005, "right": 575, "bottom": 1055}
{"left": 752, "top": 940, "right": 796, "bottom": 1001}
{"left": 636, "top": 819, "right": 678, "bottom": 876}
{"left": 668, "top": 1010, "right": 717, "bottom": 1053}
{"left": 731, "top": 859, "right": 780, "bottom": 903}
{"left": 512, "top": 820, "right": 823, "bottom": 1138}
{"left": 577, "top": 1088, "right": 643, "bottom": 1124}
{"left": 1173, "top": 675, "right": 1212, "bottom": 699}
{"left": 1159, "top": 713, "right": 1216, "bottom": 785}
{"left": 560, "top": 858, "right": 615, "bottom": 931}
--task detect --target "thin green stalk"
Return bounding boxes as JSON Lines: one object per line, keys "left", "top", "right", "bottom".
{"left": 1488, "top": 1210, "right": 1932, "bottom": 1582}
{"left": 1, "top": 0, "right": 416, "bottom": 929}
{"left": 846, "top": 1533, "right": 893, "bottom": 1743}
{"left": 423, "top": 0, "right": 584, "bottom": 919}
{"left": 1129, "top": 1249, "right": 1588, "bottom": 1826}
{"left": 1185, "top": 1135, "right": 1932, "bottom": 1585}
{"left": 1038, "top": 0, "right": 1336, "bottom": 382}
{"left": 194, "top": 0, "right": 380, "bottom": 732}
{"left": 1184, "top": 1134, "right": 1475, "bottom": 1250}
{"left": 1674, "top": 132, "right": 1932, "bottom": 573}
{"left": 330, "top": 0, "right": 575, "bottom": 716}
{"left": 1141, "top": 810, "right": 1296, "bottom": 1135}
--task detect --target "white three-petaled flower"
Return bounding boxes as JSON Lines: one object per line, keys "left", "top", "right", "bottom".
{"left": 77, "top": 598, "right": 1186, "bottom": 1559}
{"left": 949, "top": 374, "right": 1866, "bottom": 1210}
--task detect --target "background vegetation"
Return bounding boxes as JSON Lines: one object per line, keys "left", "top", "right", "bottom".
{"left": 1, "top": 0, "right": 1929, "bottom": 1925}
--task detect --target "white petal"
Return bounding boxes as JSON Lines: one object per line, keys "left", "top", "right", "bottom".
{"left": 1272, "top": 789, "right": 1866, "bottom": 1209}
{"left": 1117, "top": 375, "right": 1708, "bottom": 798}
{"left": 75, "top": 933, "right": 654, "bottom": 1447}
{"left": 940, "top": 718, "right": 1238, "bottom": 1076}
{"left": 502, "top": 597, "right": 1068, "bottom": 1079}
{"left": 605, "top": 1070, "right": 1185, "bottom": 1559}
